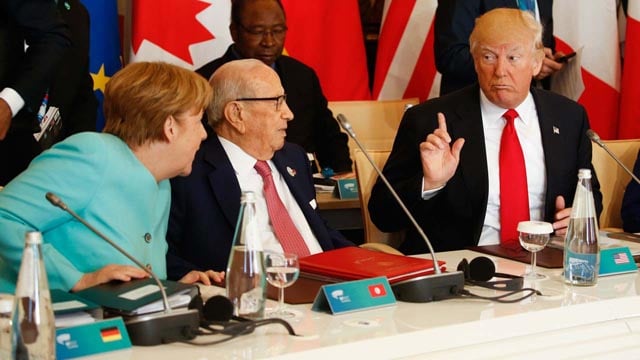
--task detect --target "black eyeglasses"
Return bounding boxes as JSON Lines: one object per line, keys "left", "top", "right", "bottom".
{"left": 237, "top": 23, "right": 287, "bottom": 40}
{"left": 235, "top": 94, "right": 287, "bottom": 111}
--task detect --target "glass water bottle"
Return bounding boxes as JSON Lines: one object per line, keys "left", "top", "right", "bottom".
{"left": 563, "top": 169, "right": 600, "bottom": 286}
{"left": 226, "top": 192, "right": 266, "bottom": 319}
{"left": 12, "top": 231, "right": 55, "bottom": 359}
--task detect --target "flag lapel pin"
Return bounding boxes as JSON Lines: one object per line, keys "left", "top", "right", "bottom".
{"left": 287, "top": 166, "right": 297, "bottom": 177}
{"left": 553, "top": 126, "right": 560, "bottom": 134}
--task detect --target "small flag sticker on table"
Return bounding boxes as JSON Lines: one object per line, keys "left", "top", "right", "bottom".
{"left": 100, "top": 326, "right": 122, "bottom": 343}
{"left": 614, "top": 252, "right": 630, "bottom": 264}
{"left": 368, "top": 283, "right": 387, "bottom": 298}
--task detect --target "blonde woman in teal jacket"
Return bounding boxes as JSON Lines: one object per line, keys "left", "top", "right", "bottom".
{"left": 0, "top": 62, "right": 223, "bottom": 293}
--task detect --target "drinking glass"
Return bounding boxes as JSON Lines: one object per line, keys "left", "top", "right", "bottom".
{"left": 518, "top": 221, "right": 554, "bottom": 279}
{"left": 265, "top": 252, "right": 300, "bottom": 318}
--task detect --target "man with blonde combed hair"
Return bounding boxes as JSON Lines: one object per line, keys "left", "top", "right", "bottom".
{"left": 469, "top": 8, "right": 544, "bottom": 58}
{"left": 167, "top": 59, "right": 353, "bottom": 278}
{"left": 369, "top": 8, "right": 602, "bottom": 255}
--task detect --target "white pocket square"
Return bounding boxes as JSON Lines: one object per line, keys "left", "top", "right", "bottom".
{"left": 309, "top": 199, "right": 317, "bottom": 209}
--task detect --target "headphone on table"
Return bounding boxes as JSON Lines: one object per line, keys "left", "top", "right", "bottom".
{"left": 185, "top": 293, "right": 298, "bottom": 345}
{"left": 457, "top": 256, "right": 523, "bottom": 291}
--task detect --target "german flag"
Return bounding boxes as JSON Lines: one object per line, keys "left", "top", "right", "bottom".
{"left": 100, "top": 326, "right": 122, "bottom": 343}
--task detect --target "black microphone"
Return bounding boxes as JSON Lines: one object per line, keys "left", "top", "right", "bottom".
{"left": 587, "top": 129, "right": 640, "bottom": 185}
{"left": 45, "top": 192, "right": 200, "bottom": 346}
{"left": 336, "top": 114, "right": 465, "bottom": 302}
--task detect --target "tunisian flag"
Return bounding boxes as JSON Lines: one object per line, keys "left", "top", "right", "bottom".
{"left": 619, "top": 2, "right": 640, "bottom": 139}
{"left": 281, "top": 0, "right": 370, "bottom": 101}
{"left": 372, "top": 0, "right": 440, "bottom": 101}
{"left": 552, "top": 0, "right": 621, "bottom": 140}
{"left": 128, "top": 0, "right": 232, "bottom": 70}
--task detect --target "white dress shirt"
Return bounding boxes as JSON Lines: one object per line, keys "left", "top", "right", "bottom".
{"left": 219, "top": 136, "right": 323, "bottom": 255}
{"left": 478, "top": 91, "right": 547, "bottom": 245}
{"left": 0, "top": 88, "right": 24, "bottom": 117}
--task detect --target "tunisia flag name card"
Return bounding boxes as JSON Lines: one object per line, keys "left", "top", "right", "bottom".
{"left": 312, "top": 276, "right": 396, "bottom": 315}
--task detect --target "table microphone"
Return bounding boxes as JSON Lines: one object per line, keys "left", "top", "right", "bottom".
{"left": 336, "top": 114, "right": 464, "bottom": 302}
{"left": 587, "top": 129, "right": 640, "bottom": 185}
{"left": 45, "top": 192, "right": 200, "bottom": 346}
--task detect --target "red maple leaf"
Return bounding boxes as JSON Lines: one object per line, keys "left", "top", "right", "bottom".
{"left": 132, "top": 0, "right": 214, "bottom": 65}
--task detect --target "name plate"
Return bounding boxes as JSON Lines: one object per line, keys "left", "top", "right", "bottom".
{"left": 312, "top": 276, "right": 396, "bottom": 315}
{"left": 56, "top": 317, "right": 131, "bottom": 359}
{"left": 599, "top": 247, "right": 638, "bottom": 276}
{"left": 333, "top": 178, "right": 359, "bottom": 199}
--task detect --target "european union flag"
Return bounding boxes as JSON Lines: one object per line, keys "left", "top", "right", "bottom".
{"left": 80, "top": 0, "right": 122, "bottom": 131}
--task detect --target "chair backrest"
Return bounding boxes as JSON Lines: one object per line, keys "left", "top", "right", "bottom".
{"left": 353, "top": 149, "right": 404, "bottom": 247}
{"left": 328, "top": 98, "right": 419, "bottom": 155}
{"left": 591, "top": 139, "right": 640, "bottom": 229}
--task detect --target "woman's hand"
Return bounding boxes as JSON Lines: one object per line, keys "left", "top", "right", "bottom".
{"left": 72, "top": 264, "right": 148, "bottom": 292}
{"left": 179, "top": 270, "right": 225, "bottom": 286}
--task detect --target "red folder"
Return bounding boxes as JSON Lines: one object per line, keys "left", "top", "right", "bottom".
{"left": 299, "top": 247, "right": 446, "bottom": 284}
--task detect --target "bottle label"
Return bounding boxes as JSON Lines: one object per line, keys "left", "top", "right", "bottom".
{"left": 239, "top": 287, "right": 263, "bottom": 315}
{"left": 564, "top": 249, "right": 598, "bottom": 283}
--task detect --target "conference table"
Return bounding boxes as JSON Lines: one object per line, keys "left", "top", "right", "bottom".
{"left": 84, "top": 238, "right": 640, "bottom": 359}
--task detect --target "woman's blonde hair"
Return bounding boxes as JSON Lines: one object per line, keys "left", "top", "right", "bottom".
{"left": 103, "top": 62, "right": 213, "bottom": 146}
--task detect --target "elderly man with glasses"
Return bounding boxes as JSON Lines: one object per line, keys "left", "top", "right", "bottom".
{"left": 196, "top": 0, "right": 352, "bottom": 176}
{"left": 166, "top": 59, "right": 354, "bottom": 279}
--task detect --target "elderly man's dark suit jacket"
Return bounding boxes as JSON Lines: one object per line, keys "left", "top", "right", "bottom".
{"left": 434, "top": 0, "right": 555, "bottom": 95}
{"left": 196, "top": 45, "right": 352, "bottom": 173}
{"left": 166, "top": 134, "right": 354, "bottom": 279}
{"left": 368, "top": 85, "right": 602, "bottom": 255}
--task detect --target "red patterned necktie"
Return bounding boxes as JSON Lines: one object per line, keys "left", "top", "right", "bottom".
{"left": 499, "top": 109, "right": 530, "bottom": 246}
{"left": 254, "top": 160, "right": 311, "bottom": 257}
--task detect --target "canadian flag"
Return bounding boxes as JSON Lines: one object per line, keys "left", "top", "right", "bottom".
{"left": 372, "top": 0, "right": 440, "bottom": 101}
{"left": 128, "top": 0, "right": 232, "bottom": 70}
{"left": 618, "top": 1, "right": 640, "bottom": 139}
{"left": 551, "top": 0, "right": 621, "bottom": 140}
{"left": 281, "top": 0, "right": 370, "bottom": 101}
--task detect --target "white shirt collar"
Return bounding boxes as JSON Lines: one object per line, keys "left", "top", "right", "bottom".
{"left": 218, "top": 135, "right": 274, "bottom": 176}
{"left": 479, "top": 90, "right": 536, "bottom": 127}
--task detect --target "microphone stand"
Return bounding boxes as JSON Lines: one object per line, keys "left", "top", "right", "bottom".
{"left": 336, "top": 114, "right": 464, "bottom": 302}
{"left": 587, "top": 129, "right": 640, "bottom": 185}
{"left": 46, "top": 192, "right": 200, "bottom": 346}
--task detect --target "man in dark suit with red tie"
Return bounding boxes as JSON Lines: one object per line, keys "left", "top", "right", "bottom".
{"left": 369, "top": 8, "right": 602, "bottom": 255}
{"left": 166, "top": 59, "right": 353, "bottom": 279}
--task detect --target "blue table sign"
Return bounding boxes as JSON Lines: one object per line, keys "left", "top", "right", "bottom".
{"left": 599, "top": 247, "right": 638, "bottom": 277}
{"left": 333, "top": 178, "right": 359, "bottom": 200}
{"left": 312, "top": 276, "right": 396, "bottom": 315}
{"left": 56, "top": 317, "right": 131, "bottom": 359}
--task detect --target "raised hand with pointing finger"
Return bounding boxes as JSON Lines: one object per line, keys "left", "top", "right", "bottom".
{"left": 420, "top": 112, "right": 465, "bottom": 191}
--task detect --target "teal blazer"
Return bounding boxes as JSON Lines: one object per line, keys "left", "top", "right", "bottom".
{"left": 0, "top": 133, "right": 170, "bottom": 292}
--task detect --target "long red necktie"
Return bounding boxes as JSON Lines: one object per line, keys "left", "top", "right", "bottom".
{"left": 254, "top": 160, "right": 311, "bottom": 257}
{"left": 499, "top": 109, "right": 530, "bottom": 246}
